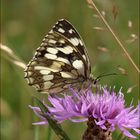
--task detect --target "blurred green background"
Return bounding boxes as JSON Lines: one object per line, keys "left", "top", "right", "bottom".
{"left": 1, "top": 0, "right": 139, "bottom": 140}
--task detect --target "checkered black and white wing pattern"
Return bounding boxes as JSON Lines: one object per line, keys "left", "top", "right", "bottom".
{"left": 24, "top": 19, "right": 91, "bottom": 94}
{"left": 52, "top": 19, "right": 91, "bottom": 77}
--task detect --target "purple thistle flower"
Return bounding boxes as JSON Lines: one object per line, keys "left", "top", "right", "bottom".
{"left": 30, "top": 87, "right": 140, "bottom": 139}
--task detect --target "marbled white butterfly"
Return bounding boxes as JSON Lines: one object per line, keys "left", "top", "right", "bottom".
{"left": 24, "top": 19, "right": 95, "bottom": 94}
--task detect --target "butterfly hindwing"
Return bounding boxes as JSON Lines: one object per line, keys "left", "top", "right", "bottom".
{"left": 24, "top": 19, "right": 91, "bottom": 94}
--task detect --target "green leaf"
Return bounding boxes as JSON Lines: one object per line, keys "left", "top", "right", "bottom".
{"left": 116, "top": 132, "right": 129, "bottom": 140}
{"left": 121, "top": 137, "right": 128, "bottom": 140}
{"left": 116, "top": 132, "right": 123, "bottom": 140}
{"left": 33, "top": 97, "right": 71, "bottom": 140}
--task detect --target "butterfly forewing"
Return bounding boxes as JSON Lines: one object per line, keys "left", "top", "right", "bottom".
{"left": 24, "top": 19, "right": 91, "bottom": 94}
{"left": 52, "top": 19, "right": 91, "bottom": 76}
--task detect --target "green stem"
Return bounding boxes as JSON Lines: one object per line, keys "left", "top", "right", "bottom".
{"left": 47, "top": 125, "right": 52, "bottom": 140}
{"left": 34, "top": 126, "right": 39, "bottom": 140}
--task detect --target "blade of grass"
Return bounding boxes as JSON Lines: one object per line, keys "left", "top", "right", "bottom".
{"left": 33, "top": 97, "right": 71, "bottom": 140}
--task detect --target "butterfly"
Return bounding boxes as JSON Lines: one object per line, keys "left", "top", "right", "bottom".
{"left": 24, "top": 19, "right": 95, "bottom": 94}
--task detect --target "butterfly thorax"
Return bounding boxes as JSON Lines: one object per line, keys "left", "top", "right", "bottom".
{"left": 76, "top": 74, "right": 95, "bottom": 90}
{"left": 83, "top": 75, "right": 95, "bottom": 87}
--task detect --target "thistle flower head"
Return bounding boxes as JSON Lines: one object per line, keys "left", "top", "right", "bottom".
{"left": 30, "top": 87, "right": 140, "bottom": 139}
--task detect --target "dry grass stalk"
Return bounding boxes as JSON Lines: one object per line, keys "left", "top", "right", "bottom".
{"left": 0, "top": 44, "right": 26, "bottom": 70}
{"left": 86, "top": 0, "right": 140, "bottom": 74}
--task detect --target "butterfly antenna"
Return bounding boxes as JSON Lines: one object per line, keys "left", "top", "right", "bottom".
{"left": 93, "top": 72, "right": 117, "bottom": 84}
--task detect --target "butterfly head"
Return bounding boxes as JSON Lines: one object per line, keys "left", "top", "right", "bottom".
{"left": 89, "top": 72, "right": 117, "bottom": 86}
{"left": 88, "top": 74, "right": 98, "bottom": 85}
